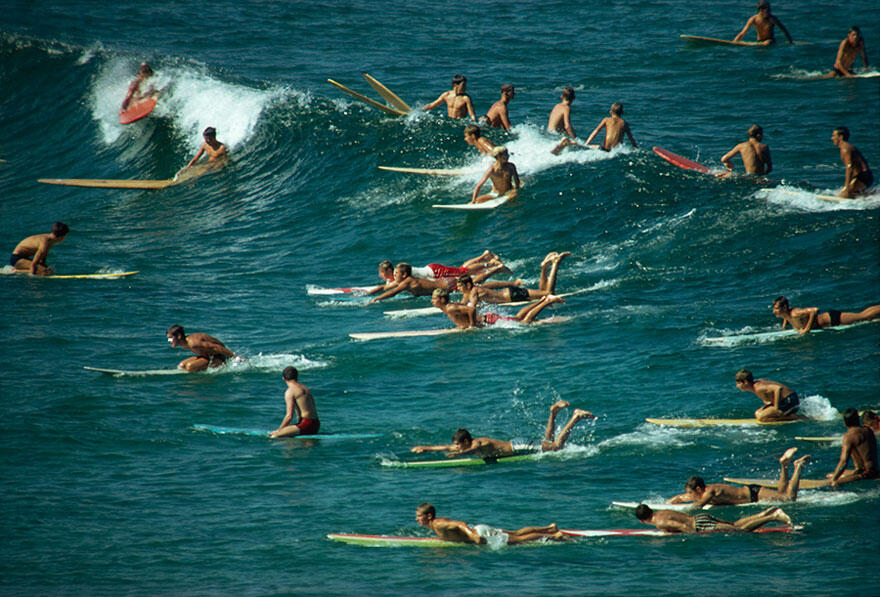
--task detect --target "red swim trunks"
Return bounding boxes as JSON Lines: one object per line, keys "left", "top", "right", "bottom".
{"left": 483, "top": 313, "right": 516, "bottom": 325}
{"left": 428, "top": 263, "right": 468, "bottom": 278}
{"left": 295, "top": 418, "right": 320, "bottom": 435}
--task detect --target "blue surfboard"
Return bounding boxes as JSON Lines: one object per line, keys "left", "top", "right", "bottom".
{"left": 192, "top": 424, "right": 381, "bottom": 440}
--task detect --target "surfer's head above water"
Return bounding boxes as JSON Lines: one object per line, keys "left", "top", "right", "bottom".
{"left": 452, "top": 428, "right": 472, "bottom": 447}
{"left": 203, "top": 127, "right": 217, "bottom": 138}
{"left": 748, "top": 124, "right": 763, "bottom": 139}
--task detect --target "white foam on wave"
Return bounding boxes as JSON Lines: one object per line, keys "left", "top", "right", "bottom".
{"left": 770, "top": 66, "right": 880, "bottom": 81}
{"left": 797, "top": 394, "right": 838, "bottom": 421}
{"left": 757, "top": 186, "right": 880, "bottom": 212}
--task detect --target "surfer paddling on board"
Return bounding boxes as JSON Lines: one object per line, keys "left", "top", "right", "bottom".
{"left": 735, "top": 369, "right": 800, "bottom": 422}
{"left": 269, "top": 366, "right": 319, "bottom": 438}
{"left": 367, "top": 262, "right": 506, "bottom": 303}
{"left": 166, "top": 325, "right": 241, "bottom": 372}
{"left": 185, "top": 127, "right": 227, "bottom": 169}
{"left": 416, "top": 503, "right": 571, "bottom": 545}
{"left": 772, "top": 296, "right": 880, "bottom": 333}
{"left": 583, "top": 102, "right": 638, "bottom": 151}
{"left": 431, "top": 288, "right": 565, "bottom": 329}
{"left": 830, "top": 126, "right": 873, "bottom": 198}
{"left": 9, "top": 222, "right": 69, "bottom": 276}
{"left": 720, "top": 125, "right": 772, "bottom": 175}
{"left": 411, "top": 401, "right": 595, "bottom": 457}
{"left": 733, "top": 1, "right": 793, "bottom": 45}
{"left": 121, "top": 62, "right": 154, "bottom": 110}
{"left": 549, "top": 87, "right": 578, "bottom": 154}
{"left": 827, "top": 408, "right": 878, "bottom": 486}
{"left": 471, "top": 146, "right": 520, "bottom": 204}
{"left": 457, "top": 251, "right": 570, "bottom": 305}
{"left": 367, "top": 251, "right": 507, "bottom": 293}
{"left": 481, "top": 84, "right": 515, "bottom": 131}
{"left": 668, "top": 448, "right": 810, "bottom": 507}
{"left": 464, "top": 125, "right": 496, "bottom": 155}
{"left": 635, "top": 504, "right": 793, "bottom": 534}
{"left": 423, "top": 74, "right": 476, "bottom": 120}
{"left": 825, "top": 26, "right": 869, "bottom": 78}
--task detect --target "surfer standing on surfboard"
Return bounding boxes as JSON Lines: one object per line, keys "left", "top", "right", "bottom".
{"left": 830, "top": 126, "right": 873, "bottom": 198}
{"left": 471, "top": 146, "right": 520, "bottom": 203}
{"left": 481, "top": 84, "right": 515, "bottom": 131}
{"left": 423, "top": 74, "right": 476, "bottom": 120}
{"left": 463, "top": 125, "right": 496, "bottom": 155}
{"left": 165, "top": 325, "right": 240, "bottom": 372}
{"left": 734, "top": 369, "right": 800, "bottom": 422}
{"left": 121, "top": 62, "right": 154, "bottom": 110}
{"left": 9, "top": 222, "right": 69, "bottom": 276}
{"left": 827, "top": 408, "right": 878, "bottom": 486}
{"left": 733, "top": 1, "right": 793, "bottom": 45}
{"left": 635, "top": 504, "right": 792, "bottom": 534}
{"left": 416, "top": 503, "right": 571, "bottom": 545}
{"left": 720, "top": 124, "right": 771, "bottom": 175}
{"left": 825, "top": 26, "right": 869, "bottom": 78}
{"left": 772, "top": 296, "right": 880, "bottom": 332}
{"left": 583, "top": 102, "right": 638, "bottom": 152}
{"left": 186, "top": 127, "right": 227, "bottom": 169}
{"left": 269, "top": 366, "right": 320, "bottom": 438}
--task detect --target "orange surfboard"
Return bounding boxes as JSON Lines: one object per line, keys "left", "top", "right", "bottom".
{"left": 119, "top": 97, "right": 157, "bottom": 125}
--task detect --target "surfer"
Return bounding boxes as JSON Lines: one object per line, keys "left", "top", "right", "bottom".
{"left": 186, "top": 127, "right": 227, "bottom": 168}
{"left": 269, "top": 366, "right": 319, "bottom": 438}
{"left": 720, "top": 125, "right": 772, "bottom": 175}
{"left": 367, "top": 263, "right": 457, "bottom": 303}
{"left": 734, "top": 369, "right": 800, "bottom": 422}
{"left": 830, "top": 126, "right": 873, "bottom": 198}
{"left": 635, "top": 504, "right": 793, "bottom": 534}
{"left": 733, "top": 1, "right": 793, "bottom": 44}
{"left": 457, "top": 251, "right": 570, "bottom": 305}
{"left": 416, "top": 503, "right": 571, "bottom": 545}
{"left": 582, "top": 103, "right": 638, "bottom": 151}
{"left": 827, "top": 408, "right": 878, "bottom": 486}
{"left": 431, "top": 288, "right": 565, "bottom": 329}
{"left": 9, "top": 222, "right": 69, "bottom": 276}
{"left": 411, "top": 401, "right": 594, "bottom": 457}
{"left": 548, "top": 87, "right": 577, "bottom": 154}
{"left": 668, "top": 448, "right": 810, "bottom": 507}
{"left": 825, "top": 26, "right": 869, "bottom": 78}
{"left": 367, "top": 259, "right": 508, "bottom": 297}
{"left": 121, "top": 62, "right": 154, "bottom": 110}
{"left": 863, "top": 411, "right": 880, "bottom": 434}
{"left": 481, "top": 84, "right": 515, "bottom": 131}
{"left": 471, "top": 146, "right": 520, "bottom": 204}
{"left": 772, "top": 296, "right": 880, "bottom": 333}
{"left": 463, "top": 125, "right": 496, "bottom": 155}
{"left": 423, "top": 74, "right": 476, "bottom": 120}
{"left": 165, "top": 325, "right": 240, "bottom": 372}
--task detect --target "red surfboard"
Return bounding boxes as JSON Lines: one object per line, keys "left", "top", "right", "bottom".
{"left": 653, "top": 146, "right": 712, "bottom": 174}
{"left": 119, "top": 97, "right": 157, "bottom": 125}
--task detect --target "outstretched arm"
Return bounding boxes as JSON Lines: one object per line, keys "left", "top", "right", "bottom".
{"left": 423, "top": 92, "right": 448, "bottom": 111}
{"left": 829, "top": 441, "right": 852, "bottom": 484}
{"left": 411, "top": 444, "right": 455, "bottom": 454}
{"left": 368, "top": 279, "right": 409, "bottom": 303}
{"left": 720, "top": 146, "right": 739, "bottom": 170}
{"left": 733, "top": 16, "right": 755, "bottom": 42}
{"left": 187, "top": 144, "right": 206, "bottom": 168}
{"left": 667, "top": 492, "right": 695, "bottom": 505}
{"left": 582, "top": 120, "right": 605, "bottom": 146}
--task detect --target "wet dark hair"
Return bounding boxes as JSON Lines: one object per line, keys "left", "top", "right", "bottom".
{"left": 685, "top": 476, "right": 706, "bottom": 491}
{"left": 862, "top": 410, "right": 878, "bottom": 425}
{"left": 501, "top": 83, "right": 514, "bottom": 94}
{"left": 432, "top": 288, "right": 450, "bottom": 301}
{"left": 166, "top": 324, "right": 185, "bottom": 338}
{"left": 457, "top": 274, "right": 474, "bottom": 286}
{"left": 561, "top": 87, "right": 575, "bottom": 102}
{"left": 452, "top": 428, "right": 472, "bottom": 444}
{"left": 773, "top": 296, "right": 790, "bottom": 311}
{"left": 843, "top": 408, "right": 861, "bottom": 427}
{"left": 610, "top": 102, "right": 623, "bottom": 116}
{"left": 757, "top": 1, "right": 770, "bottom": 10}
{"left": 464, "top": 124, "right": 481, "bottom": 137}
{"left": 735, "top": 369, "right": 754, "bottom": 384}
{"left": 834, "top": 126, "right": 850, "bottom": 140}
{"left": 282, "top": 366, "right": 298, "bottom": 381}
{"left": 417, "top": 503, "right": 435, "bottom": 517}
{"left": 748, "top": 124, "right": 763, "bottom": 139}
{"left": 850, "top": 26, "right": 862, "bottom": 40}
{"left": 139, "top": 62, "right": 154, "bottom": 76}
{"left": 396, "top": 262, "right": 412, "bottom": 276}
{"left": 52, "top": 222, "right": 69, "bottom": 237}
{"left": 203, "top": 126, "right": 217, "bottom": 137}
{"left": 452, "top": 74, "right": 466, "bottom": 86}
{"left": 635, "top": 504, "right": 653, "bottom": 521}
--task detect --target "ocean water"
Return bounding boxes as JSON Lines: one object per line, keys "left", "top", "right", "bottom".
{"left": 1, "top": 1, "right": 878, "bottom": 595}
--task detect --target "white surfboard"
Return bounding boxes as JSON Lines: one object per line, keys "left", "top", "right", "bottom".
{"left": 3, "top": 270, "right": 139, "bottom": 279}
{"left": 704, "top": 319, "right": 878, "bottom": 345}
{"left": 84, "top": 366, "right": 187, "bottom": 376}
{"left": 305, "top": 285, "right": 375, "bottom": 296}
{"left": 383, "top": 289, "right": 591, "bottom": 318}
{"left": 433, "top": 196, "right": 511, "bottom": 210}
{"left": 611, "top": 501, "right": 714, "bottom": 511}
{"left": 378, "top": 165, "right": 472, "bottom": 176}
{"left": 351, "top": 316, "right": 571, "bottom": 341}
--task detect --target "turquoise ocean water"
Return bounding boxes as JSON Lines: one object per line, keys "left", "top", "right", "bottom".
{"left": 1, "top": 1, "right": 878, "bottom": 594}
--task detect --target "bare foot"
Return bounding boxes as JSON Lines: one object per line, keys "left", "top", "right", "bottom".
{"left": 553, "top": 251, "right": 572, "bottom": 262}
{"left": 545, "top": 294, "right": 566, "bottom": 305}
{"left": 793, "top": 455, "right": 811, "bottom": 467}
{"left": 546, "top": 523, "right": 559, "bottom": 532}
{"left": 541, "top": 252, "right": 558, "bottom": 267}
{"left": 573, "top": 408, "right": 595, "bottom": 420}
{"left": 779, "top": 447, "right": 798, "bottom": 466}
{"left": 550, "top": 400, "right": 570, "bottom": 413}
{"left": 773, "top": 508, "right": 792, "bottom": 526}
{"left": 552, "top": 531, "right": 575, "bottom": 542}
{"left": 511, "top": 278, "right": 525, "bottom": 286}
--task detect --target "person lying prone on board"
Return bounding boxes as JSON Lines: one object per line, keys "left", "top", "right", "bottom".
{"left": 772, "top": 295, "right": 880, "bottom": 333}
{"left": 166, "top": 324, "right": 242, "bottom": 372}
{"left": 367, "top": 262, "right": 457, "bottom": 303}
{"left": 411, "top": 401, "right": 594, "bottom": 458}
{"left": 415, "top": 503, "right": 572, "bottom": 545}
{"left": 365, "top": 252, "right": 508, "bottom": 295}
{"left": 185, "top": 126, "right": 227, "bottom": 170}
{"left": 456, "top": 251, "right": 570, "bottom": 305}
{"left": 471, "top": 145, "right": 519, "bottom": 203}
{"left": 635, "top": 504, "right": 793, "bottom": 534}
{"left": 430, "top": 287, "right": 564, "bottom": 329}
{"left": 9, "top": 221, "right": 69, "bottom": 276}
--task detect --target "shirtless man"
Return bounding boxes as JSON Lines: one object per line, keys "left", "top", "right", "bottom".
{"left": 367, "top": 263, "right": 453, "bottom": 303}
{"left": 166, "top": 324, "right": 240, "bottom": 372}
{"left": 186, "top": 127, "right": 227, "bottom": 168}
{"left": 825, "top": 26, "right": 869, "bottom": 78}
{"left": 481, "top": 84, "right": 514, "bottom": 131}
{"left": 548, "top": 87, "right": 577, "bottom": 154}
{"left": 121, "top": 62, "right": 154, "bottom": 110}
{"left": 734, "top": 369, "right": 800, "bottom": 422}
{"left": 463, "top": 125, "right": 496, "bottom": 155}
{"left": 733, "top": 1, "right": 793, "bottom": 44}
{"left": 431, "top": 288, "right": 565, "bottom": 329}
{"left": 827, "top": 408, "right": 878, "bottom": 486}
{"left": 471, "top": 146, "right": 520, "bottom": 203}
{"left": 9, "top": 222, "right": 69, "bottom": 276}
{"left": 863, "top": 411, "right": 880, "bottom": 434}
{"left": 269, "top": 366, "right": 319, "bottom": 438}
{"left": 830, "top": 126, "right": 873, "bottom": 198}
{"left": 583, "top": 103, "right": 638, "bottom": 151}
{"left": 668, "top": 447, "right": 810, "bottom": 507}
{"left": 720, "top": 124, "right": 772, "bottom": 175}
{"left": 458, "top": 251, "right": 569, "bottom": 305}
{"left": 416, "top": 503, "right": 570, "bottom": 545}
{"left": 423, "top": 74, "right": 476, "bottom": 120}
{"left": 772, "top": 295, "right": 880, "bottom": 333}
{"left": 411, "top": 401, "right": 595, "bottom": 457}
{"left": 635, "top": 504, "right": 793, "bottom": 534}
{"left": 367, "top": 258, "right": 507, "bottom": 297}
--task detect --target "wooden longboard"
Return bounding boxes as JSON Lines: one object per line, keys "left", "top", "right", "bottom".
{"left": 38, "top": 163, "right": 213, "bottom": 190}
{"left": 680, "top": 34, "right": 764, "bottom": 47}
{"left": 724, "top": 477, "right": 832, "bottom": 490}
{"left": 645, "top": 418, "right": 801, "bottom": 427}
{"left": 119, "top": 97, "right": 157, "bottom": 124}
{"left": 795, "top": 436, "right": 841, "bottom": 443}
{"left": 433, "top": 195, "right": 513, "bottom": 210}
{"left": 361, "top": 73, "right": 411, "bottom": 112}
{"left": 4, "top": 270, "right": 138, "bottom": 279}
{"left": 384, "top": 289, "right": 591, "bottom": 318}
{"left": 563, "top": 526, "right": 800, "bottom": 537}
{"left": 653, "top": 146, "right": 713, "bottom": 174}
{"left": 327, "top": 79, "right": 407, "bottom": 116}
{"left": 84, "top": 366, "right": 186, "bottom": 376}
{"left": 378, "top": 165, "right": 471, "bottom": 176}
{"left": 351, "top": 316, "right": 571, "bottom": 341}
{"left": 192, "top": 424, "right": 381, "bottom": 440}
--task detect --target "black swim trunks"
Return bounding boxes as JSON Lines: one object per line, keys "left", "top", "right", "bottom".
{"left": 747, "top": 484, "right": 761, "bottom": 503}
{"left": 855, "top": 170, "right": 874, "bottom": 188}
{"left": 832, "top": 66, "right": 855, "bottom": 77}
{"left": 778, "top": 392, "right": 800, "bottom": 416}
{"left": 826, "top": 309, "right": 842, "bottom": 327}
{"left": 507, "top": 286, "right": 530, "bottom": 302}
{"left": 9, "top": 253, "right": 25, "bottom": 267}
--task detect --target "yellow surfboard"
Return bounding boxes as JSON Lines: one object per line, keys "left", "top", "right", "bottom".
{"left": 724, "top": 477, "right": 831, "bottom": 489}
{"left": 645, "top": 418, "right": 800, "bottom": 427}
{"left": 328, "top": 79, "right": 407, "bottom": 116}
{"left": 38, "top": 163, "right": 214, "bottom": 190}
{"left": 361, "top": 73, "right": 411, "bottom": 112}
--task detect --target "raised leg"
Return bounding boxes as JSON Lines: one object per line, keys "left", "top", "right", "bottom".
{"left": 776, "top": 447, "right": 798, "bottom": 492}
{"left": 541, "top": 400, "right": 569, "bottom": 446}
{"left": 543, "top": 251, "right": 570, "bottom": 294}
{"left": 783, "top": 455, "right": 810, "bottom": 501}
{"left": 734, "top": 507, "right": 791, "bottom": 532}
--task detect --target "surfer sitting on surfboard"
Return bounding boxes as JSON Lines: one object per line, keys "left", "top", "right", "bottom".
{"left": 825, "top": 26, "right": 869, "bottom": 78}
{"left": 480, "top": 84, "right": 515, "bottom": 132}
{"left": 464, "top": 124, "right": 496, "bottom": 155}
{"left": 667, "top": 447, "right": 810, "bottom": 507}
{"left": 9, "top": 221, "right": 69, "bottom": 276}
{"left": 583, "top": 102, "right": 638, "bottom": 152}
{"left": 416, "top": 503, "right": 571, "bottom": 545}
{"left": 269, "top": 366, "right": 320, "bottom": 438}
{"left": 827, "top": 408, "right": 878, "bottom": 487}
{"left": 549, "top": 87, "right": 578, "bottom": 154}
{"left": 471, "top": 146, "right": 520, "bottom": 204}
{"left": 121, "top": 62, "right": 154, "bottom": 110}
{"left": 720, "top": 124, "right": 771, "bottom": 175}
{"left": 423, "top": 74, "right": 476, "bottom": 120}
{"left": 186, "top": 127, "right": 227, "bottom": 169}
{"left": 166, "top": 324, "right": 241, "bottom": 372}
{"left": 830, "top": 126, "right": 873, "bottom": 198}
{"left": 457, "top": 251, "right": 569, "bottom": 305}
{"left": 772, "top": 295, "right": 880, "bottom": 333}
{"left": 431, "top": 287, "right": 564, "bottom": 329}
{"left": 411, "top": 401, "right": 594, "bottom": 458}
{"left": 635, "top": 504, "right": 793, "bottom": 534}
{"left": 735, "top": 369, "right": 800, "bottom": 422}
{"left": 733, "top": 1, "right": 792, "bottom": 45}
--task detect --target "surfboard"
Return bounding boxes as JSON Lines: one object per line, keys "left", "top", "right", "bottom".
{"left": 381, "top": 452, "right": 537, "bottom": 469}
{"left": 773, "top": 188, "right": 878, "bottom": 203}
{"left": 361, "top": 73, "right": 411, "bottom": 112}
{"left": 383, "top": 290, "right": 590, "bottom": 318}
{"left": 84, "top": 366, "right": 186, "bottom": 376}
{"left": 38, "top": 163, "right": 213, "bottom": 190}
{"left": 704, "top": 319, "right": 878, "bottom": 345}
{"left": 119, "top": 97, "right": 157, "bottom": 124}
{"left": 563, "top": 526, "right": 801, "bottom": 537}
{"left": 680, "top": 35, "right": 764, "bottom": 47}
{"left": 328, "top": 534, "right": 467, "bottom": 547}
{"left": 795, "top": 436, "right": 841, "bottom": 443}
{"left": 327, "top": 78, "right": 407, "bottom": 116}
{"left": 192, "top": 424, "right": 382, "bottom": 440}
{"left": 433, "top": 196, "right": 512, "bottom": 210}
{"left": 378, "top": 165, "right": 472, "bottom": 176}
{"left": 653, "top": 146, "right": 713, "bottom": 174}
{"left": 351, "top": 316, "right": 571, "bottom": 341}
{"left": 4, "top": 270, "right": 139, "bottom": 279}
{"left": 305, "top": 285, "right": 375, "bottom": 295}
{"left": 645, "top": 418, "right": 801, "bottom": 427}
{"left": 611, "top": 501, "right": 713, "bottom": 511}
{"left": 724, "top": 477, "right": 832, "bottom": 490}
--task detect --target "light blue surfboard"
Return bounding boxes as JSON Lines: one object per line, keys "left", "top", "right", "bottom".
{"left": 192, "top": 424, "right": 381, "bottom": 440}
